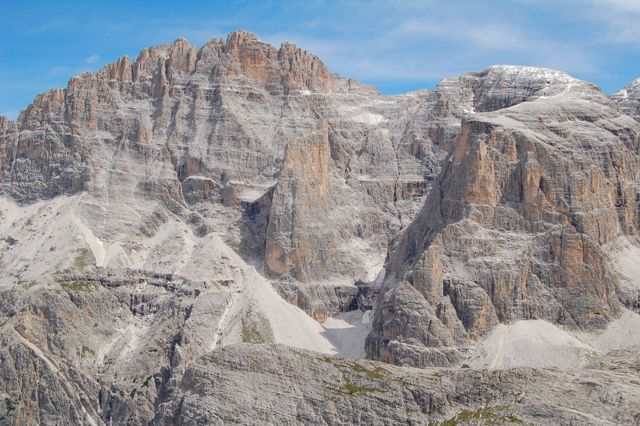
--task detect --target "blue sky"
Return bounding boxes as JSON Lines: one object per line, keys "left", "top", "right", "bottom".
{"left": 2, "top": 0, "right": 640, "bottom": 119}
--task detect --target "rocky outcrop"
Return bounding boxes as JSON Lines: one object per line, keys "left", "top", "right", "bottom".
{"left": 273, "top": 281, "right": 360, "bottom": 322}
{"left": 222, "top": 31, "right": 331, "bottom": 94}
{"left": 369, "top": 68, "right": 640, "bottom": 367}
{"left": 612, "top": 78, "right": 640, "bottom": 123}
{"left": 365, "top": 282, "right": 468, "bottom": 367}
{"left": 265, "top": 123, "right": 332, "bottom": 281}
{"left": 156, "top": 344, "right": 640, "bottom": 425}
{"left": 0, "top": 259, "right": 243, "bottom": 425}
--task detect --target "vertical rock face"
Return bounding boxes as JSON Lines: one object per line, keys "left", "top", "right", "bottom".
{"left": 0, "top": 31, "right": 334, "bottom": 203}
{"left": 368, "top": 68, "right": 640, "bottom": 367}
{"left": 277, "top": 42, "right": 332, "bottom": 93}
{"left": 612, "top": 78, "right": 640, "bottom": 123}
{"left": 265, "top": 123, "right": 331, "bottom": 282}
{"left": 0, "top": 31, "right": 433, "bottom": 287}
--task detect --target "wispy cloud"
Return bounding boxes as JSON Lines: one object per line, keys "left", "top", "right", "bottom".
{"left": 84, "top": 54, "right": 100, "bottom": 64}
{"left": 586, "top": 0, "right": 640, "bottom": 13}
{"left": 23, "top": 17, "right": 78, "bottom": 35}
{"left": 518, "top": 0, "right": 640, "bottom": 46}
{"left": 263, "top": 1, "right": 600, "bottom": 87}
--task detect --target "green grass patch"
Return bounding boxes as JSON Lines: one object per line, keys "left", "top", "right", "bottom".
{"left": 77, "top": 345, "right": 95, "bottom": 358}
{"left": 351, "top": 363, "right": 389, "bottom": 380}
{"left": 242, "top": 318, "right": 264, "bottom": 343}
{"left": 321, "top": 356, "right": 338, "bottom": 364}
{"left": 73, "top": 247, "right": 94, "bottom": 270}
{"left": 61, "top": 281, "right": 97, "bottom": 292}
{"left": 430, "top": 406, "right": 525, "bottom": 425}
{"left": 241, "top": 305, "right": 270, "bottom": 344}
{"left": 342, "top": 379, "right": 384, "bottom": 395}
{"left": 503, "top": 414, "right": 525, "bottom": 424}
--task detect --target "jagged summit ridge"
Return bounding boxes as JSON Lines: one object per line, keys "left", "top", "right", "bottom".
{"left": 436, "top": 64, "right": 595, "bottom": 114}
{"left": 612, "top": 77, "right": 640, "bottom": 121}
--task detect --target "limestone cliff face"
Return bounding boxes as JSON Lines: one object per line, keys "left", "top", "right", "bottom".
{"left": 0, "top": 31, "right": 334, "bottom": 203}
{"left": 223, "top": 31, "right": 331, "bottom": 94}
{"left": 612, "top": 78, "right": 640, "bottom": 123}
{"left": 0, "top": 30, "right": 433, "bottom": 288}
{"left": 368, "top": 68, "right": 640, "bottom": 367}
{"left": 0, "top": 117, "right": 11, "bottom": 177}
{"left": 265, "top": 123, "right": 331, "bottom": 282}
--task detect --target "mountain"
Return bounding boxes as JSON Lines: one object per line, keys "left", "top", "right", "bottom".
{"left": 0, "top": 31, "right": 639, "bottom": 425}
{"left": 612, "top": 78, "right": 640, "bottom": 122}
{"left": 367, "top": 65, "right": 640, "bottom": 367}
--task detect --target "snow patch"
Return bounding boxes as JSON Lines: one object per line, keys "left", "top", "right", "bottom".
{"left": 237, "top": 189, "right": 265, "bottom": 202}
{"left": 184, "top": 175, "right": 214, "bottom": 181}
{"left": 235, "top": 180, "right": 277, "bottom": 203}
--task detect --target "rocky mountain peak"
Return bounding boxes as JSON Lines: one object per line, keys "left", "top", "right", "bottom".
{"left": 436, "top": 64, "right": 595, "bottom": 114}
{"left": 167, "top": 37, "right": 198, "bottom": 77}
{"left": 225, "top": 29, "right": 263, "bottom": 47}
{"left": 370, "top": 61, "right": 640, "bottom": 368}
{"left": 612, "top": 77, "right": 640, "bottom": 121}
{"left": 132, "top": 44, "right": 171, "bottom": 81}
{"left": 218, "top": 30, "right": 332, "bottom": 93}
{"left": 98, "top": 55, "right": 133, "bottom": 81}
{"left": 277, "top": 41, "right": 332, "bottom": 93}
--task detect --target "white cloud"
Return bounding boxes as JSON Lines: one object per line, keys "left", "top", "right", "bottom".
{"left": 586, "top": 0, "right": 640, "bottom": 13}
{"left": 84, "top": 55, "right": 100, "bottom": 64}
{"left": 262, "top": 1, "right": 600, "bottom": 86}
{"left": 523, "top": 0, "right": 640, "bottom": 46}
